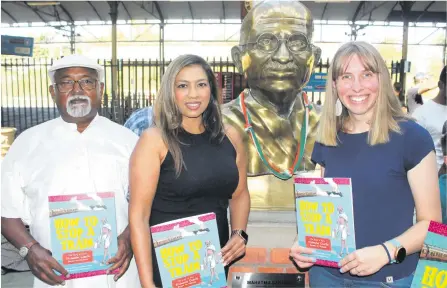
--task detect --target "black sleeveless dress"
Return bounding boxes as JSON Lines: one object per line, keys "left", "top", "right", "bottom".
{"left": 149, "top": 129, "right": 239, "bottom": 287}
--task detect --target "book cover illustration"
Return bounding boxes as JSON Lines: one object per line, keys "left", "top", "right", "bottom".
{"left": 411, "top": 221, "right": 447, "bottom": 288}
{"left": 48, "top": 192, "right": 118, "bottom": 280}
{"left": 151, "top": 212, "right": 227, "bottom": 288}
{"left": 294, "top": 177, "right": 356, "bottom": 268}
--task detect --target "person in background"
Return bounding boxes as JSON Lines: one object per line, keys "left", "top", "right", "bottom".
{"left": 393, "top": 82, "right": 407, "bottom": 113}
{"left": 314, "top": 99, "right": 323, "bottom": 114}
{"left": 1, "top": 55, "right": 140, "bottom": 288}
{"left": 290, "top": 42, "right": 441, "bottom": 287}
{"left": 406, "top": 72, "right": 437, "bottom": 114}
{"left": 413, "top": 66, "right": 447, "bottom": 171}
{"left": 129, "top": 54, "right": 250, "bottom": 288}
{"left": 124, "top": 106, "right": 153, "bottom": 136}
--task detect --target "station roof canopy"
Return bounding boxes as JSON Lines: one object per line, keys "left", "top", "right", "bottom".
{"left": 1, "top": 1, "right": 446, "bottom": 26}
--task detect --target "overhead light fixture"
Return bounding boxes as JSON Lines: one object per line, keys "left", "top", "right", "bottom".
{"left": 27, "top": 1, "right": 60, "bottom": 6}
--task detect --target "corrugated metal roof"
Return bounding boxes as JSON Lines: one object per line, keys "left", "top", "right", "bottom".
{"left": 1, "top": 1, "right": 446, "bottom": 25}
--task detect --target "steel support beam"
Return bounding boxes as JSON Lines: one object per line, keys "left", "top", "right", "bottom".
{"left": 88, "top": 1, "right": 103, "bottom": 21}
{"left": 2, "top": 7, "right": 18, "bottom": 23}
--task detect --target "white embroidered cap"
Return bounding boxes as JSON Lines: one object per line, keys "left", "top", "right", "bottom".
{"left": 48, "top": 54, "right": 104, "bottom": 84}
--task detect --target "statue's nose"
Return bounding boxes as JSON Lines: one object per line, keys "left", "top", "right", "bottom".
{"left": 272, "top": 41, "right": 293, "bottom": 64}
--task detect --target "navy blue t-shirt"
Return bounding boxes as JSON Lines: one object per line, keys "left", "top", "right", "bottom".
{"left": 311, "top": 119, "right": 434, "bottom": 282}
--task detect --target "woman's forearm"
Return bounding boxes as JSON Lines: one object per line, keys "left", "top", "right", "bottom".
{"left": 130, "top": 219, "right": 154, "bottom": 287}
{"left": 229, "top": 190, "right": 250, "bottom": 230}
{"left": 385, "top": 220, "right": 432, "bottom": 258}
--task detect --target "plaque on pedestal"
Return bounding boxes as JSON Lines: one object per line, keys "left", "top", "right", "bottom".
{"left": 231, "top": 272, "right": 305, "bottom": 288}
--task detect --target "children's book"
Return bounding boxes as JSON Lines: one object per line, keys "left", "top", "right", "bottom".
{"left": 48, "top": 192, "right": 118, "bottom": 280}
{"left": 294, "top": 177, "right": 356, "bottom": 268}
{"left": 411, "top": 221, "right": 447, "bottom": 288}
{"left": 151, "top": 212, "right": 227, "bottom": 288}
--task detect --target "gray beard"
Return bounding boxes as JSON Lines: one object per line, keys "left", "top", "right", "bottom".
{"left": 66, "top": 95, "right": 92, "bottom": 118}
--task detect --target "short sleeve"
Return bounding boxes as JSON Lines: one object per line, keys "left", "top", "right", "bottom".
{"left": 124, "top": 108, "right": 151, "bottom": 136}
{"left": 407, "top": 87, "right": 418, "bottom": 100}
{"left": 311, "top": 141, "right": 326, "bottom": 167}
{"left": 412, "top": 106, "right": 427, "bottom": 129}
{"left": 1, "top": 134, "right": 28, "bottom": 219}
{"left": 403, "top": 120, "right": 435, "bottom": 171}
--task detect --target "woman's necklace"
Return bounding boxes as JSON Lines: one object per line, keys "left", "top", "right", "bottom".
{"left": 238, "top": 89, "right": 311, "bottom": 180}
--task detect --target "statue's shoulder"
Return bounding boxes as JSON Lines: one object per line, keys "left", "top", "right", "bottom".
{"left": 222, "top": 98, "right": 243, "bottom": 118}
{"left": 222, "top": 98, "right": 245, "bottom": 132}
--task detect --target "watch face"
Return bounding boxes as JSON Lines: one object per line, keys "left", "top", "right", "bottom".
{"left": 396, "top": 247, "right": 406, "bottom": 263}
{"left": 240, "top": 230, "right": 248, "bottom": 242}
{"left": 19, "top": 247, "right": 28, "bottom": 258}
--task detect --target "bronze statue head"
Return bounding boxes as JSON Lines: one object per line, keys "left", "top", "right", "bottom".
{"left": 232, "top": 0, "right": 321, "bottom": 107}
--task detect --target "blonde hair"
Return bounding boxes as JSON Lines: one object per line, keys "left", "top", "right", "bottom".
{"left": 154, "top": 55, "right": 224, "bottom": 176}
{"left": 317, "top": 41, "right": 407, "bottom": 146}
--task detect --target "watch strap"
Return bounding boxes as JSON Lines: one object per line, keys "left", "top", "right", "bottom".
{"left": 231, "top": 230, "right": 248, "bottom": 244}
{"left": 380, "top": 243, "right": 392, "bottom": 264}
{"left": 25, "top": 240, "right": 38, "bottom": 250}
{"left": 388, "top": 239, "right": 402, "bottom": 264}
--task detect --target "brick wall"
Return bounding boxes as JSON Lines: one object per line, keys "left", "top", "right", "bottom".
{"left": 228, "top": 247, "right": 309, "bottom": 287}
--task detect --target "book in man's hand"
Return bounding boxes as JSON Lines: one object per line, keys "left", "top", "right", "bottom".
{"left": 48, "top": 192, "right": 119, "bottom": 280}
{"left": 151, "top": 212, "right": 227, "bottom": 288}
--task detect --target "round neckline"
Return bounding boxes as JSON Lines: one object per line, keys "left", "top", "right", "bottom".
{"left": 339, "top": 129, "right": 368, "bottom": 136}
{"left": 180, "top": 128, "right": 208, "bottom": 136}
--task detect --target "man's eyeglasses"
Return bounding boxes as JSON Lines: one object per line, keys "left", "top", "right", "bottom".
{"left": 55, "top": 79, "right": 97, "bottom": 92}
{"left": 241, "top": 32, "right": 310, "bottom": 54}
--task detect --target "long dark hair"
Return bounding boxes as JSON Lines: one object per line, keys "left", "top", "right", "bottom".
{"left": 154, "top": 54, "right": 224, "bottom": 176}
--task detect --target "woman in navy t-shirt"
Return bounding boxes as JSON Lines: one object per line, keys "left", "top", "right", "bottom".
{"left": 290, "top": 41, "right": 442, "bottom": 287}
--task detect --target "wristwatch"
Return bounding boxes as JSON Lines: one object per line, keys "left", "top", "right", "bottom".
{"left": 18, "top": 240, "right": 38, "bottom": 258}
{"left": 231, "top": 229, "right": 248, "bottom": 245}
{"left": 388, "top": 239, "right": 406, "bottom": 264}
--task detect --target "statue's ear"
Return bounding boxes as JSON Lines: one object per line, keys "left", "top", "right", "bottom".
{"left": 312, "top": 44, "right": 322, "bottom": 68}
{"left": 231, "top": 45, "right": 243, "bottom": 74}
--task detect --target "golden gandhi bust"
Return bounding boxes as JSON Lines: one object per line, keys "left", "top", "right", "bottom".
{"left": 222, "top": 0, "right": 321, "bottom": 210}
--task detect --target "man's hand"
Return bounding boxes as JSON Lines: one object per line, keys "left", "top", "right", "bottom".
{"left": 107, "top": 233, "right": 133, "bottom": 281}
{"left": 220, "top": 235, "right": 246, "bottom": 266}
{"left": 26, "top": 244, "right": 68, "bottom": 286}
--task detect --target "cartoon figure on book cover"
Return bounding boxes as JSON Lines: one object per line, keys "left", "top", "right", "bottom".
{"left": 95, "top": 218, "right": 113, "bottom": 265}
{"left": 333, "top": 206, "right": 350, "bottom": 257}
{"left": 202, "top": 240, "right": 220, "bottom": 286}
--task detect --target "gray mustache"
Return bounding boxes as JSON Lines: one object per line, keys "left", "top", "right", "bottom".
{"left": 68, "top": 95, "right": 89, "bottom": 104}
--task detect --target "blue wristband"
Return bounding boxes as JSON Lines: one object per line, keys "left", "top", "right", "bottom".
{"left": 388, "top": 239, "right": 403, "bottom": 264}
{"left": 380, "top": 243, "right": 392, "bottom": 264}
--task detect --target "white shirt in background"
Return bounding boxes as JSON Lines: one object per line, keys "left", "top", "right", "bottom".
{"left": 1, "top": 115, "right": 140, "bottom": 288}
{"left": 412, "top": 99, "right": 447, "bottom": 170}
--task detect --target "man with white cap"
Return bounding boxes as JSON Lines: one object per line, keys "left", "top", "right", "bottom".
{"left": 1, "top": 55, "right": 140, "bottom": 287}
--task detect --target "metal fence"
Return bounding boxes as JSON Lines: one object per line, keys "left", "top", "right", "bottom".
{"left": 1, "top": 57, "right": 246, "bottom": 134}
{"left": 2, "top": 57, "right": 402, "bottom": 135}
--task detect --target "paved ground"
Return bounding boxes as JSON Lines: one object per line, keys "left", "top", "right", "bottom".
{"left": 1, "top": 271, "right": 33, "bottom": 288}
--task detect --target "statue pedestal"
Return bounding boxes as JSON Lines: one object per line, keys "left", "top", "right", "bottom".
{"left": 228, "top": 211, "right": 310, "bottom": 287}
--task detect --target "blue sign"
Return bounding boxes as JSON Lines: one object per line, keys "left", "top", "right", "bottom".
{"left": 303, "top": 72, "right": 327, "bottom": 92}
{"left": 1, "top": 35, "right": 34, "bottom": 57}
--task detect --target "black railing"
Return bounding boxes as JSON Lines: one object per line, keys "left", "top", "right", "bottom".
{"left": 1, "top": 57, "right": 343, "bottom": 134}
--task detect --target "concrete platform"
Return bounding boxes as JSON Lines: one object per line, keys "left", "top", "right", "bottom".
{"left": 1, "top": 271, "right": 34, "bottom": 288}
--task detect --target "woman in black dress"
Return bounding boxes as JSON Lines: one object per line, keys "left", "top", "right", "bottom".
{"left": 129, "top": 55, "right": 250, "bottom": 287}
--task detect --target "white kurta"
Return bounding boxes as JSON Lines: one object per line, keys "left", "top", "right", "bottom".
{"left": 1, "top": 116, "right": 141, "bottom": 288}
